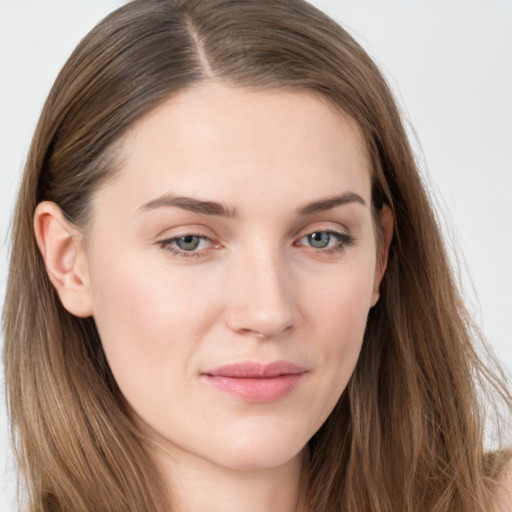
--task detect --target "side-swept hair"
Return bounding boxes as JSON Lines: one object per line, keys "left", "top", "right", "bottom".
{"left": 4, "top": 1, "right": 511, "bottom": 510}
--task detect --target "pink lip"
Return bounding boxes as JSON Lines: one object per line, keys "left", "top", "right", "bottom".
{"left": 202, "top": 361, "right": 307, "bottom": 403}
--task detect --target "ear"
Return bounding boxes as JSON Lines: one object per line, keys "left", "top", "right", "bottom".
{"left": 371, "top": 205, "right": 394, "bottom": 307}
{"left": 34, "top": 201, "right": 93, "bottom": 317}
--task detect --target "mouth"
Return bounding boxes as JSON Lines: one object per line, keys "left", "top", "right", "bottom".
{"left": 201, "top": 361, "right": 307, "bottom": 403}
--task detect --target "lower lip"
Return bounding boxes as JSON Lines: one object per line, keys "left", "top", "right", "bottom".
{"left": 203, "top": 374, "right": 305, "bottom": 403}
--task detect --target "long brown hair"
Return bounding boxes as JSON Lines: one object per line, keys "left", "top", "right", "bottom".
{"left": 4, "top": 1, "right": 511, "bottom": 510}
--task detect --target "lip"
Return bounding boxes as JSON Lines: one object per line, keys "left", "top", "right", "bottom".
{"left": 201, "top": 361, "right": 307, "bottom": 403}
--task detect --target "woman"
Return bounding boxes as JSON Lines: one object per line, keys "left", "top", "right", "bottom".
{"left": 3, "top": 0, "right": 511, "bottom": 510}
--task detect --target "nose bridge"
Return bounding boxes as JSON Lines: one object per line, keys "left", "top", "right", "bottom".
{"left": 224, "top": 239, "right": 298, "bottom": 338}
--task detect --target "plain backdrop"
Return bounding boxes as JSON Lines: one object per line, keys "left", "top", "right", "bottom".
{"left": 1, "top": 1, "right": 511, "bottom": 509}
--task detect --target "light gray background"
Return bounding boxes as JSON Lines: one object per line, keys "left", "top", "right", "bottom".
{"left": 1, "top": 1, "right": 511, "bottom": 509}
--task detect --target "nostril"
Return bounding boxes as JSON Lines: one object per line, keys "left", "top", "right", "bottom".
{"left": 238, "top": 328, "right": 271, "bottom": 339}
{"left": 236, "top": 325, "right": 294, "bottom": 340}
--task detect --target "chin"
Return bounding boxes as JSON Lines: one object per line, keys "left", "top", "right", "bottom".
{"left": 207, "top": 433, "right": 307, "bottom": 471}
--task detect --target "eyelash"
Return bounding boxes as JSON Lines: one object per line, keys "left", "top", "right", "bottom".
{"left": 295, "top": 230, "right": 356, "bottom": 254}
{"left": 158, "top": 229, "right": 355, "bottom": 259}
{"left": 158, "top": 234, "right": 212, "bottom": 259}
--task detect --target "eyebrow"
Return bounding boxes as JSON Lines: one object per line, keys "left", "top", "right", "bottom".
{"left": 139, "top": 194, "right": 237, "bottom": 217}
{"left": 138, "top": 191, "right": 366, "bottom": 217}
{"left": 298, "top": 192, "right": 367, "bottom": 215}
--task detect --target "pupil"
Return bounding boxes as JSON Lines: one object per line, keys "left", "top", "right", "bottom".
{"left": 177, "top": 235, "right": 200, "bottom": 251}
{"left": 309, "top": 232, "right": 329, "bottom": 248}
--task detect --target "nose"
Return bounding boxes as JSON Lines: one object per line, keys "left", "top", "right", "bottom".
{"left": 223, "top": 246, "right": 299, "bottom": 339}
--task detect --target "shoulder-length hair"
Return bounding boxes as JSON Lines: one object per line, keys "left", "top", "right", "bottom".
{"left": 4, "top": 1, "right": 511, "bottom": 510}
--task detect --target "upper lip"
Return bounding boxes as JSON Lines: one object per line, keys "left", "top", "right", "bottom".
{"left": 202, "top": 361, "right": 307, "bottom": 378}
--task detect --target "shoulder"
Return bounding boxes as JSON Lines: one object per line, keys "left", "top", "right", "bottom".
{"left": 495, "top": 458, "right": 512, "bottom": 512}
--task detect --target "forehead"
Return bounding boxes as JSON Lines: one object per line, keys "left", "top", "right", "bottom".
{"left": 95, "top": 82, "right": 371, "bottom": 215}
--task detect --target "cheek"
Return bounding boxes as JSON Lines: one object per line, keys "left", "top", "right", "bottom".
{"left": 304, "top": 259, "right": 375, "bottom": 391}
{"left": 306, "top": 257, "right": 375, "bottom": 338}
{"left": 87, "top": 251, "right": 220, "bottom": 398}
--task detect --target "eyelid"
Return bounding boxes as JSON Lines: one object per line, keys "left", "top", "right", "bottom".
{"left": 157, "top": 230, "right": 221, "bottom": 259}
{"left": 295, "top": 221, "right": 351, "bottom": 239}
{"left": 153, "top": 222, "right": 217, "bottom": 240}
{"left": 294, "top": 224, "right": 356, "bottom": 253}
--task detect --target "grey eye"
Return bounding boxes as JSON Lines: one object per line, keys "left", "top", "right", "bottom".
{"left": 176, "top": 235, "right": 201, "bottom": 251}
{"left": 307, "top": 232, "right": 331, "bottom": 249}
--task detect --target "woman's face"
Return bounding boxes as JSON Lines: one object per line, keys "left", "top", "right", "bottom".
{"left": 82, "top": 83, "right": 387, "bottom": 471}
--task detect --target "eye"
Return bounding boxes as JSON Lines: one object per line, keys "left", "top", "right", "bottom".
{"left": 305, "top": 231, "right": 332, "bottom": 249}
{"left": 296, "top": 230, "right": 355, "bottom": 252}
{"left": 175, "top": 235, "right": 203, "bottom": 251}
{"left": 158, "top": 233, "right": 216, "bottom": 258}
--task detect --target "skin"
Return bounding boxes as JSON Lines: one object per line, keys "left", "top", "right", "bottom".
{"left": 35, "top": 83, "right": 394, "bottom": 512}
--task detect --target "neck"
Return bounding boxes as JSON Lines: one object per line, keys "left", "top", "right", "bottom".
{"left": 152, "top": 445, "right": 307, "bottom": 512}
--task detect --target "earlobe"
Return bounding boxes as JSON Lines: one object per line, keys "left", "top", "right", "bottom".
{"left": 34, "top": 201, "right": 93, "bottom": 318}
{"left": 371, "top": 205, "right": 394, "bottom": 307}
